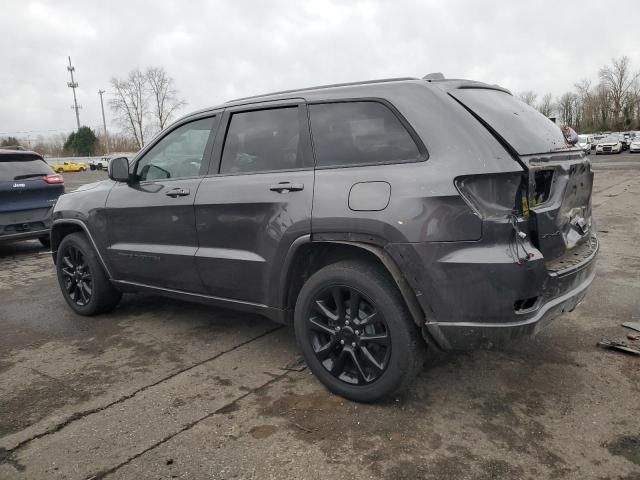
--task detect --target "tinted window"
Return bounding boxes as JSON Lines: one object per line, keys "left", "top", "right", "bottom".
{"left": 0, "top": 155, "right": 52, "bottom": 182}
{"left": 309, "top": 102, "right": 420, "bottom": 167}
{"left": 136, "top": 117, "right": 215, "bottom": 181}
{"left": 220, "top": 107, "right": 303, "bottom": 174}
{"left": 451, "top": 89, "right": 567, "bottom": 155}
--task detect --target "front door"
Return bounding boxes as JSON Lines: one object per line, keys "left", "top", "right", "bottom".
{"left": 194, "top": 102, "right": 314, "bottom": 306}
{"left": 105, "top": 115, "right": 219, "bottom": 292}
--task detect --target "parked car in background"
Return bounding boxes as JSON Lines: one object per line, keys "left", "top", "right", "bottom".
{"left": 0, "top": 149, "right": 64, "bottom": 246}
{"left": 620, "top": 133, "right": 630, "bottom": 151}
{"left": 629, "top": 136, "right": 640, "bottom": 153}
{"left": 596, "top": 135, "right": 623, "bottom": 154}
{"left": 50, "top": 76, "right": 597, "bottom": 402}
{"left": 591, "top": 134, "right": 604, "bottom": 149}
{"left": 51, "top": 161, "right": 88, "bottom": 173}
{"left": 89, "top": 157, "right": 109, "bottom": 170}
{"left": 577, "top": 135, "right": 592, "bottom": 154}
{"left": 89, "top": 153, "right": 135, "bottom": 171}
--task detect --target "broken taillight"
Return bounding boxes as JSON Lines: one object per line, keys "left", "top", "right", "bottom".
{"left": 532, "top": 169, "right": 554, "bottom": 206}
{"left": 43, "top": 173, "right": 64, "bottom": 184}
{"left": 455, "top": 173, "right": 524, "bottom": 219}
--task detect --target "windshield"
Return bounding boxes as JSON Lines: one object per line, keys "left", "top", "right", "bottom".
{"left": 578, "top": 135, "right": 589, "bottom": 142}
{"left": 602, "top": 136, "right": 619, "bottom": 142}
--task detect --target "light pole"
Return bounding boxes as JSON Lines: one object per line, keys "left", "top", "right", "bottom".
{"left": 98, "top": 90, "right": 109, "bottom": 154}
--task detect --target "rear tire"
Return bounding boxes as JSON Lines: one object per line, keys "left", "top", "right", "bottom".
{"left": 294, "top": 259, "right": 424, "bottom": 402}
{"left": 56, "top": 232, "right": 121, "bottom": 315}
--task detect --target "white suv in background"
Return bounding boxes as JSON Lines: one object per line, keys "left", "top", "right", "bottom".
{"left": 89, "top": 153, "right": 136, "bottom": 171}
{"left": 89, "top": 157, "right": 109, "bottom": 170}
{"left": 577, "top": 135, "right": 592, "bottom": 154}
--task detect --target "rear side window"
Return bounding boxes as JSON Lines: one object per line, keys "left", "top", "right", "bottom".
{"left": 220, "top": 107, "right": 304, "bottom": 174}
{"left": 0, "top": 156, "right": 52, "bottom": 182}
{"left": 450, "top": 88, "right": 566, "bottom": 155}
{"left": 309, "top": 101, "right": 421, "bottom": 168}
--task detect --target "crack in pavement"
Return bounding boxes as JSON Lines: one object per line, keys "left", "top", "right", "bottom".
{"left": 90, "top": 371, "right": 290, "bottom": 480}
{"left": 0, "top": 325, "right": 284, "bottom": 462}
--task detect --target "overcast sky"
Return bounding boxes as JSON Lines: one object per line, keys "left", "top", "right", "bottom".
{"left": 2, "top": 0, "right": 639, "bottom": 139}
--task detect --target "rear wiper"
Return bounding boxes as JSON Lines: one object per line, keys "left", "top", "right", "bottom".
{"left": 13, "top": 173, "right": 45, "bottom": 180}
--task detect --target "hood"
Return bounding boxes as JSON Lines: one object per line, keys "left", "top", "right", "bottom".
{"left": 70, "top": 179, "right": 113, "bottom": 193}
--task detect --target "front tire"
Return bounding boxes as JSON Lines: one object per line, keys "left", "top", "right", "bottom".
{"left": 56, "top": 233, "right": 121, "bottom": 315}
{"left": 294, "top": 260, "right": 424, "bottom": 402}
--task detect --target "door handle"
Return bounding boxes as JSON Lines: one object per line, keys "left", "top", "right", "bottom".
{"left": 269, "top": 182, "right": 304, "bottom": 193}
{"left": 165, "top": 187, "right": 190, "bottom": 198}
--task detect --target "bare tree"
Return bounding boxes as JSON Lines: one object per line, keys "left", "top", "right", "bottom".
{"left": 557, "top": 93, "right": 577, "bottom": 126}
{"left": 146, "top": 67, "right": 186, "bottom": 131}
{"left": 537, "top": 93, "right": 554, "bottom": 117}
{"left": 109, "top": 69, "right": 149, "bottom": 149}
{"left": 518, "top": 90, "right": 538, "bottom": 107}
{"left": 599, "top": 56, "right": 640, "bottom": 129}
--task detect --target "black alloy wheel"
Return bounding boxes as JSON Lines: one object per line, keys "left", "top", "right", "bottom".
{"left": 59, "top": 244, "right": 93, "bottom": 306}
{"left": 307, "top": 285, "right": 391, "bottom": 385}
{"left": 294, "top": 260, "right": 424, "bottom": 402}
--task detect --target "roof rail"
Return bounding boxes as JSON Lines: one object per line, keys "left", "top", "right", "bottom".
{"left": 226, "top": 77, "right": 418, "bottom": 103}
{"left": 422, "top": 72, "right": 445, "bottom": 80}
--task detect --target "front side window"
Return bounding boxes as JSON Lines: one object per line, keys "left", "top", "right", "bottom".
{"left": 309, "top": 101, "right": 421, "bottom": 168}
{"left": 220, "top": 107, "right": 303, "bottom": 174}
{"left": 136, "top": 116, "right": 215, "bottom": 181}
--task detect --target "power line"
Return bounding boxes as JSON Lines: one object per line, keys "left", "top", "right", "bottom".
{"left": 67, "top": 56, "right": 81, "bottom": 130}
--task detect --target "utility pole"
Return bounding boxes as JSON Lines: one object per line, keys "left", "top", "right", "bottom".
{"left": 98, "top": 90, "right": 109, "bottom": 154}
{"left": 66, "top": 56, "right": 81, "bottom": 130}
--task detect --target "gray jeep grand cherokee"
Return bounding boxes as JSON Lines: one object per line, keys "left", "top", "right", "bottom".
{"left": 51, "top": 76, "right": 597, "bottom": 402}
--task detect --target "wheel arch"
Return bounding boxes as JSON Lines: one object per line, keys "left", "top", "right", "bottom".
{"left": 51, "top": 220, "right": 113, "bottom": 279}
{"left": 280, "top": 238, "right": 436, "bottom": 347}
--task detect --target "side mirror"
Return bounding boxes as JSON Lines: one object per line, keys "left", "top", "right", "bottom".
{"left": 108, "top": 157, "right": 130, "bottom": 182}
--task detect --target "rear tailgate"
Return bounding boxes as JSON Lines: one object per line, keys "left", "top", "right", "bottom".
{"left": 0, "top": 153, "right": 64, "bottom": 235}
{"left": 449, "top": 87, "right": 594, "bottom": 264}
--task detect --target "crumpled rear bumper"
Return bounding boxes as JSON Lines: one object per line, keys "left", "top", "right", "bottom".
{"left": 387, "top": 235, "right": 598, "bottom": 350}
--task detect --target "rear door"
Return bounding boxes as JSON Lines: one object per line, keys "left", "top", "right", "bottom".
{"left": 194, "top": 101, "right": 314, "bottom": 306}
{"left": 105, "top": 114, "right": 219, "bottom": 292}
{"left": 0, "top": 153, "right": 63, "bottom": 238}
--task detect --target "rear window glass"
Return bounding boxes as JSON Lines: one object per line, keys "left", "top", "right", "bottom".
{"left": 0, "top": 156, "right": 52, "bottom": 182}
{"left": 309, "top": 102, "right": 421, "bottom": 167}
{"left": 451, "top": 89, "right": 567, "bottom": 155}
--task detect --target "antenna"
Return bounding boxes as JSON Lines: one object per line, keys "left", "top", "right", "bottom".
{"left": 67, "top": 56, "right": 81, "bottom": 130}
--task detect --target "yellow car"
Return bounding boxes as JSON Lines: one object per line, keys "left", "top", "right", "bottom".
{"left": 51, "top": 161, "right": 88, "bottom": 173}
